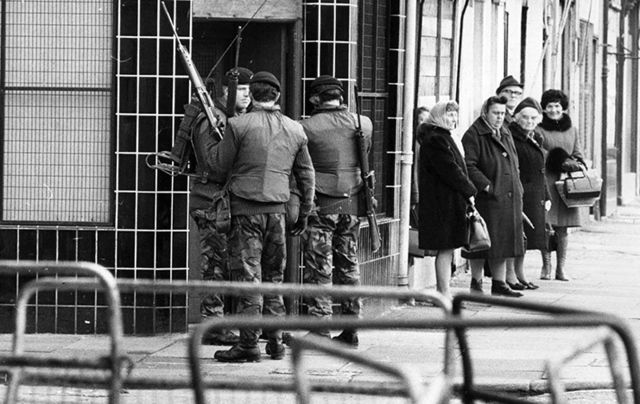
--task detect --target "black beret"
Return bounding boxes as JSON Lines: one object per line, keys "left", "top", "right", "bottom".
{"left": 496, "top": 75, "right": 524, "bottom": 94}
{"left": 540, "top": 89, "right": 569, "bottom": 110}
{"left": 514, "top": 97, "right": 542, "bottom": 115}
{"left": 250, "top": 71, "right": 280, "bottom": 91}
{"left": 310, "top": 75, "right": 343, "bottom": 95}
{"left": 222, "top": 67, "right": 254, "bottom": 86}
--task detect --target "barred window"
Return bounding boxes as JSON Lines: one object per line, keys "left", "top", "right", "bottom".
{"left": 1, "top": 0, "right": 112, "bottom": 223}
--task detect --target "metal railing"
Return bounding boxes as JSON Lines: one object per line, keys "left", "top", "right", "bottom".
{"left": 0, "top": 260, "right": 126, "bottom": 404}
{"left": 0, "top": 261, "right": 638, "bottom": 404}
{"left": 451, "top": 293, "right": 640, "bottom": 404}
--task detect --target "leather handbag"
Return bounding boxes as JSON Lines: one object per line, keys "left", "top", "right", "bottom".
{"left": 464, "top": 206, "right": 491, "bottom": 253}
{"left": 563, "top": 169, "right": 602, "bottom": 200}
{"left": 409, "top": 207, "right": 425, "bottom": 257}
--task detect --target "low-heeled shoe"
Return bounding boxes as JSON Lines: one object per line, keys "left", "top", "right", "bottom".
{"left": 491, "top": 281, "right": 523, "bottom": 298}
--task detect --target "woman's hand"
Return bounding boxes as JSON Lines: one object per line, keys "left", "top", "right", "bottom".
{"left": 545, "top": 200, "right": 551, "bottom": 211}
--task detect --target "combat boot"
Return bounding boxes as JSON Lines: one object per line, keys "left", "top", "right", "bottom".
{"left": 332, "top": 330, "right": 359, "bottom": 348}
{"left": 214, "top": 344, "right": 261, "bottom": 363}
{"left": 540, "top": 250, "right": 552, "bottom": 280}
{"left": 202, "top": 329, "right": 240, "bottom": 346}
{"left": 265, "top": 340, "right": 285, "bottom": 360}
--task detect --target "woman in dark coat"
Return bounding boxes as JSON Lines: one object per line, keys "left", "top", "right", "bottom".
{"left": 507, "top": 97, "right": 549, "bottom": 290}
{"left": 418, "top": 100, "right": 476, "bottom": 300}
{"left": 537, "top": 89, "right": 586, "bottom": 281}
{"left": 462, "top": 96, "right": 525, "bottom": 297}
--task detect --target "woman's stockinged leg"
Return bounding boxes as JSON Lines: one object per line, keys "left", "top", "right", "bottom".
{"left": 488, "top": 258, "right": 507, "bottom": 282}
{"left": 435, "top": 249, "right": 454, "bottom": 299}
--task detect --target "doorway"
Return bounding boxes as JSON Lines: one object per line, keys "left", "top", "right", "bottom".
{"left": 187, "top": 19, "right": 303, "bottom": 322}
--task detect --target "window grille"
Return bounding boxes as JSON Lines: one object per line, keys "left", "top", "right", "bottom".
{"left": 1, "top": 0, "right": 113, "bottom": 223}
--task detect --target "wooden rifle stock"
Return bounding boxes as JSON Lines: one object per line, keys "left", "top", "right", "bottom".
{"left": 354, "top": 86, "right": 381, "bottom": 253}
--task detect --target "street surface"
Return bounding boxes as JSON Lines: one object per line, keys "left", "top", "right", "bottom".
{"left": 1, "top": 199, "right": 639, "bottom": 403}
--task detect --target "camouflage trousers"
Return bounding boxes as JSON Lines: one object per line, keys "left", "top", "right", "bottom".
{"left": 191, "top": 209, "right": 229, "bottom": 319}
{"left": 301, "top": 213, "right": 361, "bottom": 318}
{"left": 229, "top": 213, "right": 287, "bottom": 347}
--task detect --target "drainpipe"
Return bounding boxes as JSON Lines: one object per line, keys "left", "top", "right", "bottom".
{"left": 398, "top": 0, "right": 418, "bottom": 290}
{"left": 615, "top": 3, "right": 625, "bottom": 206}
{"left": 600, "top": 0, "right": 609, "bottom": 217}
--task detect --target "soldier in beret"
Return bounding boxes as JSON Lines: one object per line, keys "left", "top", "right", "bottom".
{"left": 204, "top": 71, "right": 316, "bottom": 362}
{"left": 190, "top": 66, "right": 253, "bottom": 346}
{"left": 298, "top": 75, "right": 373, "bottom": 347}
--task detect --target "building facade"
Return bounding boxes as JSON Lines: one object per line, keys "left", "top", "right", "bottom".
{"left": 1, "top": 0, "right": 639, "bottom": 334}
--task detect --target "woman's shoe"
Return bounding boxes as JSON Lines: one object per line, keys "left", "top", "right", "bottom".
{"left": 517, "top": 279, "right": 539, "bottom": 290}
{"left": 506, "top": 281, "right": 525, "bottom": 290}
{"left": 491, "top": 281, "right": 523, "bottom": 298}
{"left": 470, "top": 278, "right": 483, "bottom": 294}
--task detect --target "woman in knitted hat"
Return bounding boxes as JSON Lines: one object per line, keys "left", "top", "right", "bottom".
{"left": 537, "top": 89, "right": 587, "bottom": 281}
{"left": 416, "top": 100, "right": 476, "bottom": 300}
{"left": 507, "top": 97, "right": 549, "bottom": 290}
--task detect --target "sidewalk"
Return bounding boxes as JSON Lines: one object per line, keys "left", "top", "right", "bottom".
{"left": 1, "top": 201, "right": 640, "bottom": 401}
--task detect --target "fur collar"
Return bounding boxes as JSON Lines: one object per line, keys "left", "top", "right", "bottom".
{"left": 539, "top": 113, "right": 572, "bottom": 132}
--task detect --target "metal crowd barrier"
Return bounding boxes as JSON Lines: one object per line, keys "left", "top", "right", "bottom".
{"left": 0, "top": 260, "right": 126, "bottom": 404}
{"left": 451, "top": 293, "right": 640, "bottom": 404}
{"left": 1, "top": 261, "right": 638, "bottom": 404}
{"left": 289, "top": 333, "right": 446, "bottom": 404}
{"left": 545, "top": 328, "right": 629, "bottom": 404}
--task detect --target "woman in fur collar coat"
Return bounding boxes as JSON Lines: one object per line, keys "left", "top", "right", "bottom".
{"left": 537, "top": 89, "right": 587, "bottom": 281}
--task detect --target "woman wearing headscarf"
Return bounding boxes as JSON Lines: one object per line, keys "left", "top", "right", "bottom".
{"left": 461, "top": 96, "right": 525, "bottom": 297}
{"left": 537, "top": 89, "right": 586, "bottom": 281}
{"left": 417, "top": 100, "right": 476, "bottom": 300}
{"left": 507, "top": 97, "right": 549, "bottom": 290}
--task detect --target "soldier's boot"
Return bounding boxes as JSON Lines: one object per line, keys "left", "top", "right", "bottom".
{"left": 540, "top": 250, "right": 552, "bottom": 280}
{"left": 555, "top": 232, "right": 570, "bottom": 281}
{"left": 202, "top": 329, "right": 239, "bottom": 346}
{"left": 332, "top": 329, "right": 359, "bottom": 348}
{"left": 265, "top": 340, "right": 285, "bottom": 360}
{"left": 214, "top": 344, "right": 261, "bottom": 363}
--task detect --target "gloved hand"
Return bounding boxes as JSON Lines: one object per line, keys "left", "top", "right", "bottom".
{"left": 290, "top": 214, "right": 308, "bottom": 236}
{"left": 467, "top": 196, "right": 475, "bottom": 206}
{"left": 544, "top": 200, "right": 551, "bottom": 212}
{"left": 561, "top": 158, "right": 582, "bottom": 172}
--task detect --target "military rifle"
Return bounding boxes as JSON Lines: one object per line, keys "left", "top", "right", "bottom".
{"left": 147, "top": 2, "right": 223, "bottom": 177}
{"left": 354, "top": 86, "right": 381, "bottom": 253}
{"left": 225, "top": 26, "right": 243, "bottom": 117}
{"left": 160, "top": 1, "right": 221, "bottom": 141}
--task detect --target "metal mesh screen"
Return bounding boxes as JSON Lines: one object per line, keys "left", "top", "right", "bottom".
{"left": 2, "top": 0, "right": 112, "bottom": 223}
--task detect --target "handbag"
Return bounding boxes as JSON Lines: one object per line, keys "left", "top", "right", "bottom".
{"left": 563, "top": 168, "right": 603, "bottom": 200}
{"left": 409, "top": 207, "right": 425, "bottom": 257}
{"left": 463, "top": 205, "right": 491, "bottom": 253}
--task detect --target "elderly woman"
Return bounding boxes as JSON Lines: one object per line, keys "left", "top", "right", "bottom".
{"left": 417, "top": 100, "right": 476, "bottom": 300}
{"left": 462, "top": 96, "right": 525, "bottom": 297}
{"left": 537, "top": 89, "right": 586, "bottom": 281}
{"left": 506, "top": 98, "right": 550, "bottom": 290}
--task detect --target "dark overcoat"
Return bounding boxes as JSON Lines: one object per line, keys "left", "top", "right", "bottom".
{"left": 461, "top": 118, "right": 525, "bottom": 259}
{"left": 509, "top": 121, "right": 549, "bottom": 250}
{"left": 417, "top": 124, "right": 477, "bottom": 250}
